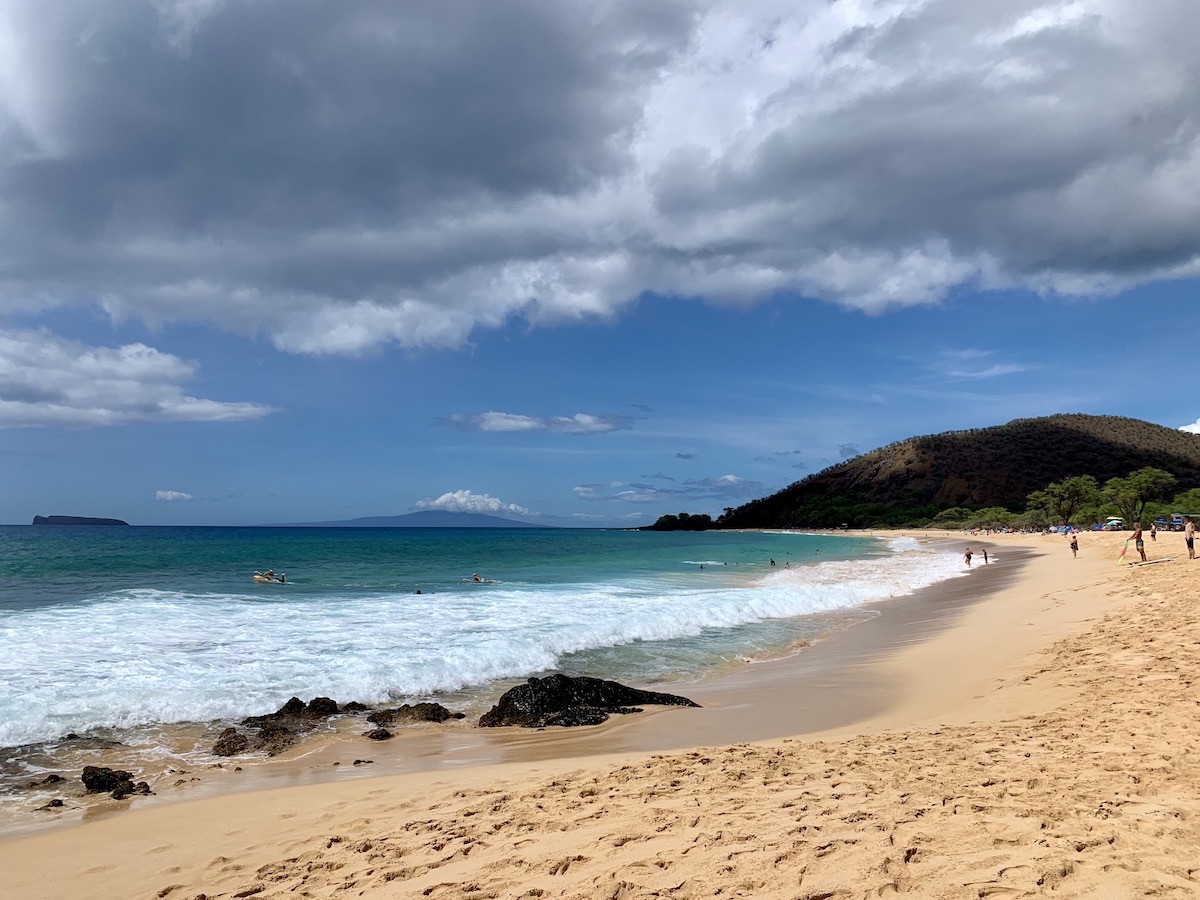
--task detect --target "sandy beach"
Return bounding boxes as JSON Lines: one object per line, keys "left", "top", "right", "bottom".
{"left": 3, "top": 528, "right": 1199, "bottom": 898}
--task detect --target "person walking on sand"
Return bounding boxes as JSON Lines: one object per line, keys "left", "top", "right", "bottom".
{"left": 1070, "top": 535, "right": 1079, "bottom": 558}
{"left": 1186, "top": 516, "right": 1196, "bottom": 560}
{"left": 1132, "top": 524, "right": 1147, "bottom": 562}
{"left": 1150, "top": 522, "right": 1157, "bottom": 542}
{"left": 964, "top": 547, "right": 973, "bottom": 567}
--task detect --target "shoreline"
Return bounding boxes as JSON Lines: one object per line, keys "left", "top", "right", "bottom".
{"left": 4, "top": 532, "right": 1195, "bottom": 897}
{"left": 0, "top": 530, "right": 963, "bottom": 838}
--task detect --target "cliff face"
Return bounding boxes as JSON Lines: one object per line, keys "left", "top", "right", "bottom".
{"left": 717, "top": 414, "right": 1200, "bottom": 529}
{"left": 32, "top": 515, "right": 130, "bottom": 526}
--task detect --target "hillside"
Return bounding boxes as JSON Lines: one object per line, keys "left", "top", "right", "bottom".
{"left": 717, "top": 414, "right": 1200, "bottom": 529}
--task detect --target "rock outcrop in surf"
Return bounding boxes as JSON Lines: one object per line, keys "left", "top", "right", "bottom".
{"left": 478, "top": 674, "right": 700, "bottom": 728}
{"left": 210, "top": 697, "right": 463, "bottom": 756}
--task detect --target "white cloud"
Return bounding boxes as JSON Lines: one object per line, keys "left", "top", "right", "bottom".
{"left": 575, "top": 473, "right": 764, "bottom": 504}
{"left": 441, "top": 411, "right": 635, "bottom": 434}
{"left": 683, "top": 474, "right": 766, "bottom": 500}
{"left": 4, "top": 2, "right": 1200, "bottom": 353}
{"left": 156, "top": 490, "right": 193, "bottom": 501}
{"left": 1181, "top": 419, "right": 1200, "bottom": 434}
{"left": 0, "top": 328, "right": 276, "bottom": 428}
{"left": 414, "top": 489, "right": 532, "bottom": 517}
{"left": 932, "top": 348, "right": 1033, "bottom": 380}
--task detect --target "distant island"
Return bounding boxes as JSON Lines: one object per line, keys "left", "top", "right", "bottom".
{"left": 269, "top": 510, "right": 547, "bottom": 528}
{"left": 32, "top": 515, "right": 130, "bottom": 526}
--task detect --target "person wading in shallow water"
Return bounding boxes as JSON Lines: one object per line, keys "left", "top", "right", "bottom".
{"left": 964, "top": 547, "right": 973, "bottom": 567}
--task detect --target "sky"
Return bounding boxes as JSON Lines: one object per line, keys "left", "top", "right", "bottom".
{"left": 2, "top": 0, "right": 1200, "bottom": 527}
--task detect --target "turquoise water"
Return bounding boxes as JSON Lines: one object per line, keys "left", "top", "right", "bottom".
{"left": 0, "top": 526, "right": 865, "bottom": 610}
{"left": 0, "top": 526, "right": 964, "bottom": 750}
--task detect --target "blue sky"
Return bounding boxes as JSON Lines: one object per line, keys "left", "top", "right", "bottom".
{"left": 2, "top": 1, "right": 1199, "bottom": 527}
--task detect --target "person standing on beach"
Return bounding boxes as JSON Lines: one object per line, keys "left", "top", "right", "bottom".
{"left": 1132, "top": 524, "right": 1147, "bottom": 562}
{"left": 1186, "top": 516, "right": 1196, "bottom": 560}
{"left": 1070, "top": 535, "right": 1079, "bottom": 558}
{"left": 1150, "top": 522, "right": 1157, "bottom": 542}
{"left": 982, "top": 548, "right": 989, "bottom": 564}
{"left": 964, "top": 547, "right": 973, "bottom": 567}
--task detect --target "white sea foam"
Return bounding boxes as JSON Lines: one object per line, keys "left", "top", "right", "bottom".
{"left": 0, "top": 541, "right": 967, "bottom": 746}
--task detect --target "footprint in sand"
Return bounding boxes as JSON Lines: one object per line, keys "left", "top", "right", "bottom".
{"left": 548, "top": 854, "right": 585, "bottom": 875}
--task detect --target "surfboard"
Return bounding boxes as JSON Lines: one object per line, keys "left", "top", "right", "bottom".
{"left": 1128, "top": 558, "right": 1176, "bottom": 566}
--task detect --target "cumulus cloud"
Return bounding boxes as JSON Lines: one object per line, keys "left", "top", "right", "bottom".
{"left": 156, "top": 490, "right": 193, "bottom": 501}
{"left": 3, "top": 1, "right": 1200, "bottom": 356}
{"left": 1181, "top": 419, "right": 1200, "bottom": 434}
{"left": 0, "top": 328, "right": 275, "bottom": 427}
{"left": 414, "top": 489, "right": 532, "bottom": 516}
{"left": 439, "top": 411, "right": 635, "bottom": 434}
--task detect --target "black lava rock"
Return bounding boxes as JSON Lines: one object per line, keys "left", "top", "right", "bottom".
{"left": 478, "top": 674, "right": 699, "bottom": 728}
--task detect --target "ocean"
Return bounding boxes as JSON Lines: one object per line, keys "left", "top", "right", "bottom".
{"left": 0, "top": 526, "right": 966, "bottom": 816}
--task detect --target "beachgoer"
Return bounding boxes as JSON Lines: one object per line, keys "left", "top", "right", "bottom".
{"left": 769, "top": 558, "right": 776, "bottom": 567}
{"left": 1150, "top": 523, "right": 1157, "bottom": 542}
{"left": 1132, "top": 524, "right": 1146, "bottom": 562}
{"left": 1186, "top": 516, "right": 1196, "bottom": 560}
{"left": 982, "top": 548, "right": 989, "bottom": 565}
{"left": 1070, "top": 536, "right": 1079, "bottom": 558}
{"left": 277, "top": 573, "right": 286, "bottom": 583}
{"left": 472, "top": 573, "right": 482, "bottom": 582}
{"left": 964, "top": 547, "right": 973, "bottom": 567}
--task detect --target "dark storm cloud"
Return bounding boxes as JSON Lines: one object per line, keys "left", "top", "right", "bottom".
{"left": 4, "top": 0, "right": 1200, "bottom": 356}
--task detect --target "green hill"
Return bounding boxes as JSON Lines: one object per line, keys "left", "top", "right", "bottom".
{"left": 716, "top": 414, "right": 1200, "bottom": 529}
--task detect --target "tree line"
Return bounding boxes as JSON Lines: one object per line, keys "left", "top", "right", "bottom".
{"left": 931, "top": 467, "right": 1200, "bottom": 531}
{"left": 646, "top": 465, "right": 1200, "bottom": 533}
